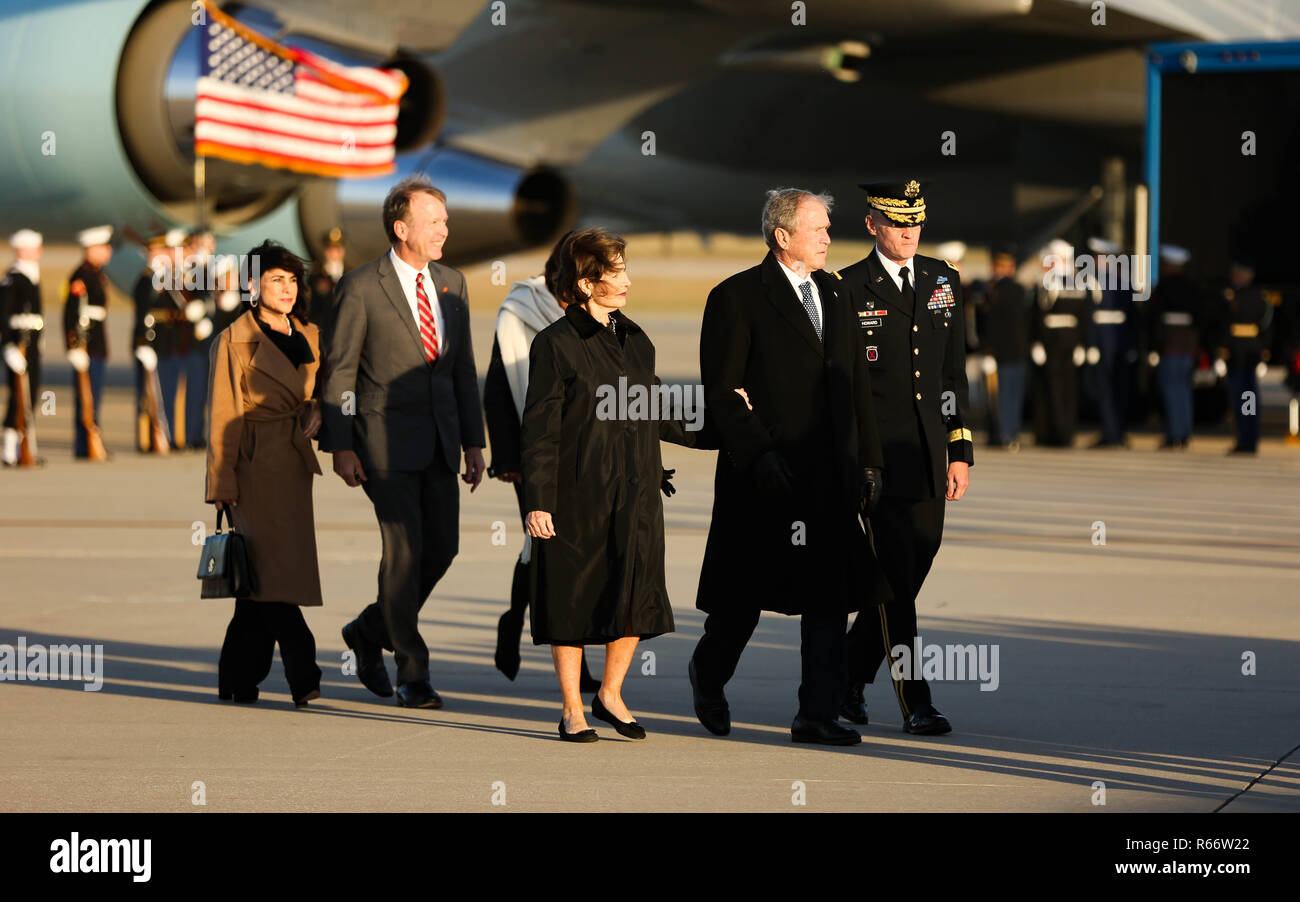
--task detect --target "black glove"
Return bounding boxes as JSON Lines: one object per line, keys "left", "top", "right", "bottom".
{"left": 660, "top": 468, "right": 676, "bottom": 498}
{"left": 860, "top": 466, "right": 883, "bottom": 513}
{"left": 752, "top": 450, "right": 795, "bottom": 501}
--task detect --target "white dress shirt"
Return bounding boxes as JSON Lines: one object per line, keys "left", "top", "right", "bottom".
{"left": 875, "top": 247, "right": 915, "bottom": 293}
{"left": 388, "top": 248, "right": 447, "bottom": 355}
{"left": 776, "top": 257, "right": 823, "bottom": 329}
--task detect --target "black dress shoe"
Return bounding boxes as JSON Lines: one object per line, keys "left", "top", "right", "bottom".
{"left": 592, "top": 695, "right": 646, "bottom": 740}
{"left": 342, "top": 619, "right": 393, "bottom": 698}
{"left": 903, "top": 704, "right": 952, "bottom": 735}
{"left": 839, "top": 682, "right": 869, "bottom": 725}
{"left": 218, "top": 687, "right": 258, "bottom": 703}
{"left": 579, "top": 654, "right": 602, "bottom": 694}
{"left": 688, "top": 657, "right": 730, "bottom": 736}
{"left": 791, "top": 716, "right": 861, "bottom": 746}
{"left": 494, "top": 610, "right": 523, "bottom": 681}
{"left": 395, "top": 681, "right": 443, "bottom": 709}
{"left": 293, "top": 688, "right": 320, "bottom": 709}
{"left": 558, "top": 717, "right": 599, "bottom": 743}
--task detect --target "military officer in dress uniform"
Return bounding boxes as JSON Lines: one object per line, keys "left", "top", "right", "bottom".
{"left": 1, "top": 229, "right": 44, "bottom": 466}
{"left": 308, "top": 228, "right": 346, "bottom": 329}
{"left": 1211, "top": 259, "right": 1273, "bottom": 454}
{"left": 1030, "top": 239, "right": 1089, "bottom": 447}
{"left": 63, "top": 226, "right": 114, "bottom": 459}
{"left": 180, "top": 229, "right": 217, "bottom": 450}
{"left": 132, "top": 232, "right": 188, "bottom": 452}
{"left": 976, "top": 247, "right": 1031, "bottom": 448}
{"left": 1084, "top": 237, "right": 1137, "bottom": 448}
{"left": 1147, "top": 245, "right": 1202, "bottom": 449}
{"left": 837, "top": 179, "right": 972, "bottom": 736}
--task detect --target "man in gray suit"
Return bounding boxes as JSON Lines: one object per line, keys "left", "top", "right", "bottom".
{"left": 320, "top": 175, "right": 486, "bottom": 709}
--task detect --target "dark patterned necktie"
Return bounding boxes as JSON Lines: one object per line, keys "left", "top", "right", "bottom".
{"left": 798, "top": 280, "right": 822, "bottom": 341}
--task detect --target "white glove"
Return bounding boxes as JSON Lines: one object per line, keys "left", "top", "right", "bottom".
{"left": 1256, "top": 361, "right": 1268, "bottom": 380}
{"left": 1148, "top": 351, "right": 1160, "bottom": 368}
{"left": 135, "top": 345, "right": 158, "bottom": 372}
{"left": 1086, "top": 346, "right": 1101, "bottom": 366}
{"left": 3, "top": 344, "right": 26, "bottom": 375}
{"left": 194, "top": 318, "right": 214, "bottom": 341}
{"left": 1213, "top": 358, "right": 1228, "bottom": 378}
{"left": 1031, "top": 343, "right": 1047, "bottom": 366}
{"left": 981, "top": 355, "right": 998, "bottom": 375}
{"left": 1072, "top": 346, "right": 1086, "bottom": 367}
{"left": 67, "top": 347, "right": 90, "bottom": 373}
{"left": 185, "top": 300, "right": 207, "bottom": 323}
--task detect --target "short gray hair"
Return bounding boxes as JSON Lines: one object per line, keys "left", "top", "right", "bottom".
{"left": 761, "top": 188, "right": 833, "bottom": 250}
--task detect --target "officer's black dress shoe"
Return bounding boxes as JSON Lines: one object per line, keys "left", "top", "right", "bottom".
{"left": 688, "top": 657, "right": 730, "bottom": 736}
{"left": 839, "top": 683, "right": 869, "bottom": 725}
{"left": 293, "top": 688, "right": 320, "bottom": 709}
{"left": 791, "top": 716, "right": 861, "bottom": 746}
{"left": 903, "top": 704, "right": 952, "bottom": 735}
{"left": 395, "top": 681, "right": 443, "bottom": 709}
{"left": 1228, "top": 445, "right": 1257, "bottom": 455}
{"left": 342, "top": 619, "right": 393, "bottom": 698}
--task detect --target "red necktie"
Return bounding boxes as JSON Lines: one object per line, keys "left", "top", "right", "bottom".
{"left": 415, "top": 272, "right": 439, "bottom": 363}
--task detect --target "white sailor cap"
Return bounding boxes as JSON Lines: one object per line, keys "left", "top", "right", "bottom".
{"left": 77, "top": 225, "right": 114, "bottom": 248}
{"left": 1087, "top": 237, "right": 1121, "bottom": 254}
{"left": 935, "top": 240, "right": 967, "bottom": 262}
{"left": 1159, "top": 245, "right": 1190, "bottom": 265}
{"left": 164, "top": 227, "right": 188, "bottom": 248}
{"left": 10, "top": 229, "right": 43, "bottom": 249}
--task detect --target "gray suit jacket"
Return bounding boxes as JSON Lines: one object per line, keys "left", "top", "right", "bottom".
{"left": 319, "top": 251, "right": 485, "bottom": 472}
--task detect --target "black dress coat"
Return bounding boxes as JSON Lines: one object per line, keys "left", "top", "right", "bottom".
{"left": 694, "top": 252, "right": 882, "bottom": 617}
{"left": 838, "top": 250, "right": 974, "bottom": 499}
{"left": 522, "top": 304, "right": 699, "bottom": 645}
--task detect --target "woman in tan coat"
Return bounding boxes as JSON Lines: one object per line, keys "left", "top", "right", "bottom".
{"left": 205, "top": 240, "right": 324, "bottom": 707}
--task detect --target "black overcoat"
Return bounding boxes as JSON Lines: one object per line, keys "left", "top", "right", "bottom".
{"left": 695, "top": 252, "right": 882, "bottom": 617}
{"left": 522, "top": 304, "right": 699, "bottom": 645}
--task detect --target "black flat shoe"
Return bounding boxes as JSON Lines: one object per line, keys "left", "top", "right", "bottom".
{"left": 592, "top": 695, "right": 646, "bottom": 740}
{"left": 559, "top": 717, "right": 599, "bottom": 743}
{"left": 293, "top": 689, "right": 321, "bottom": 708}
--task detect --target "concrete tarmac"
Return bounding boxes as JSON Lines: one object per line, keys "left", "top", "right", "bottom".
{"left": 2, "top": 362, "right": 1298, "bottom": 812}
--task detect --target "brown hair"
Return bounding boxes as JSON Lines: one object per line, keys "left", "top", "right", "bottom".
{"left": 543, "top": 230, "right": 575, "bottom": 298}
{"left": 553, "top": 228, "right": 626, "bottom": 308}
{"left": 382, "top": 175, "right": 447, "bottom": 244}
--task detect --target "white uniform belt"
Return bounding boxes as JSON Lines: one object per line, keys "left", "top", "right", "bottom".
{"left": 1043, "top": 314, "right": 1078, "bottom": 329}
{"left": 8, "top": 313, "right": 44, "bottom": 331}
{"left": 1092, "top": 310, "right": 1127, "bottom": 325}
{"left": 82, "top": 305, "right": 107, "bottom": 322}
{"left": 1162, "top": 312, "right": 1193, "bottom": 326}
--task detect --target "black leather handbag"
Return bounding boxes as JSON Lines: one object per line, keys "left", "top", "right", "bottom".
{"left": 196, "top": 506, "right": 256, "bottom": 599}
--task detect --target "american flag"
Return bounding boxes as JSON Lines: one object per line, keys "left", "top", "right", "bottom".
{"left": 194, "top": 0, "right": 407, "bottom": 178}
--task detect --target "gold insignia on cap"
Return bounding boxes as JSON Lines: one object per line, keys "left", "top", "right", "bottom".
{"left": 905, "top": 180, "right": 920, "bottom": 198}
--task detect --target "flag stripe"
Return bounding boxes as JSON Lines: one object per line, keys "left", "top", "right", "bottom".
{"left": 194, "top": 103, "right": 397, "bottom": 145}
{"left": 193, "top": 121, "right": 396, "bottom": 165}
{"left": 196, "top": 78, "right": 398, "bottom": 125}
{"left": 194, "top": 141, "right": 396, "bottom": 178}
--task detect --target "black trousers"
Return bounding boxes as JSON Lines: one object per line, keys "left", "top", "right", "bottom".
{"left": 356, "top": 450, "right": 459, "bottom": 685}
{"left": 846, "top": 495, "right": 946, "bottom": 717}
{"left": 692, "top": 605, "right": 848, "bottom": 723}
{"left": 218, "top": 599, "right": 321, "bottom": 699}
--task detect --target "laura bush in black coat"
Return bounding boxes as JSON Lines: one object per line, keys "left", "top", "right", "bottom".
{"left": 522, "top": 228, "right": 701, "bottom": 742}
